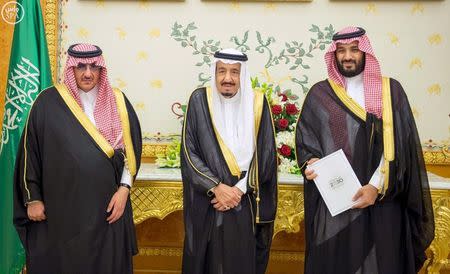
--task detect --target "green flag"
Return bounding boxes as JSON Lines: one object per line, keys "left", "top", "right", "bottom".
{"left": 0, "top": 0, "right": 52, "bottom": 272}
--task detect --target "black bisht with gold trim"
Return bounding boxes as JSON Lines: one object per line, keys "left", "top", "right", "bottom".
{"left": 295, "top": 78, "right": 434, "bottom": 274}
{"left": 13, "top": 85, "right": 142, "bottom": 274}
{"left": 181, "top": 87, "right": 278, "bottom": 274}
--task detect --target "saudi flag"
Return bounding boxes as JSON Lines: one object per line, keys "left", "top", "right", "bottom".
{"left": 0, "top": 0, "right": 52, "bottom": 272}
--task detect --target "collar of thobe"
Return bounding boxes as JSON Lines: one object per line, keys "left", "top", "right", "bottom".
{"left": 78, "top": 86, "right": 99, "bottom": 110}
{"left": 344, "top": 73, "right": 364, "bottom": 108}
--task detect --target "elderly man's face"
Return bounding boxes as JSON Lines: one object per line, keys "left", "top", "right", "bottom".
{"left": 335, "top": 41, "right": 365, "bottom": 77}
{"left": 74, "top": 62, "right": 101, "bottom": 92}
{"left": 215, "top": 61, "right": 241, "bottom": 98}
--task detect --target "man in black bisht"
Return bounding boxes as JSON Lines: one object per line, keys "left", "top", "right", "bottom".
{"left": 295, "top": 26, "right": 434, "bottom": 274}
{"left": 13, "top": 43, "right": 142, "bottom": 274}
{"left": 181, "top": 48, "right": 278, "bottom": 274}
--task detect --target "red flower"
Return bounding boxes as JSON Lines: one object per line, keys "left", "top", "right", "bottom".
{"left": 277, "top": 118, "right": 289, "bottom": 130}
{"left": 280, "top": 94, "right": 288, "bottom": 102}
{"left": 279, "top": 144, "right": 292, "bottom": 157}
{"left": 285, "top": 103, "right": 299, "bottom": 115}
{"left": 272, "top": 105, "right": 282, "bottom": 115}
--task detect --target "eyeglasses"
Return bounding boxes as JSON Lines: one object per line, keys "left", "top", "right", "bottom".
{"left": 75, "top": 63, "right": 101, "bottom": 72}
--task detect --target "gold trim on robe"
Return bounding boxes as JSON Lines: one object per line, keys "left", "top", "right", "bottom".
{"left": 252, "top": 90, "right": 264, "bottom": 223}
{"left": 328, "top": 79, "right": 367, "bottom": 121}
{"left": 182, "top": 91, "right": 220, "bottom": 187}
{"left": 380, "top": 77, "right": 394, "bottom": 196}
{"left": 112, "top": 88, "right": 137, "bottom": 176}
{"left": 327, "top": 77, "right": 395, "bottom": 196}
{"left": 55, "top": 83, "right": 114, "bottom": 158}
{"left": 206, "top": 87, "right": 242, "bottom": 178}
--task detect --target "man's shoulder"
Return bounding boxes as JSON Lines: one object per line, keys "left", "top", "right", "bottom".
{"left": 304, "top": 79, "right": 330, "bottom": 100}
{"left": 33, "top": 85, "right": 59, "bottom": 105}
{"left": 188, "top": 87, "right": 207, "bottom": 103}
{"left": 384, "top": 77, "right": 409, "bottom": 106}
{"left": 385, "top": 77, "right": 403, "bottom": 89}
{"left": 309, "top": 79, "right": 330, "bottom": 93}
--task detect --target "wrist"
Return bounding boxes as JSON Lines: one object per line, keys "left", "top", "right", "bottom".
{"left": 119, "top": 183, "right": 130, "bottom": 192}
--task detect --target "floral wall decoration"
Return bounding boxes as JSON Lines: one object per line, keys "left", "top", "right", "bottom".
{"left": 158, "top": 22, "right": 335, "bottom": 173}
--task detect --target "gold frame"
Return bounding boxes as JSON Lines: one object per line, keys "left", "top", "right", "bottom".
{"left": 142, "top": 142, "right": 450, "bottom": 165}
{"left": 130, "top": 182, "right": 450, "bottom": 273}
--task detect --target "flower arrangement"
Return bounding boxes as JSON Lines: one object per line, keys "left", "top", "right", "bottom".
{"left": 252, "top": 77, "right": 301, "bottom": 174}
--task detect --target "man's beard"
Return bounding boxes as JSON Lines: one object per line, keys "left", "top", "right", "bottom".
{"left": 220, "top": 92, "right": 235, "bottom": 98}
{"left": 336, "top": 54, "right": 366, "bottom": 77}
{"left": 219, "top": 81, "right": 237, "bottom": 98}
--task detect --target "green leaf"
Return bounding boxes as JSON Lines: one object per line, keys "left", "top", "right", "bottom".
{"left": 285, "top": 42, "right": 291, "bottom": 48}
{"left": 306, "top": 53, "right": 313, "bottom": 58}
{"left": 195, "top": 62, "right": 203, "bottom": 66}
{"left": 310, "top": 38, "right": 317, "bottom": 44}
{"left": 299, "top": 48, "right": 305, "bottom": 56}
{"left": 181, "top": 41, "right": 187, "bottom": 47}
{"left": 302, "top": 64, "right": 311, "bottom": 69}
{"left": 190, "top": 36, "right": 196, "bottom": 41}
{"left": 203, "top": 56, "right": 210, "bottom": 63}
{"left": 289, "top": 65, "right": 298, "bottom": 70}
{"left": 319, "top": 44, "right": 325, "bottom": 50}
{"left": 187, "top": 22, "right": 197, "bottom": 30}
{"left": 256, "top": 31, "right": 263, "bottom": 44}
{"left": 287, "top": 48, "right": 296, "bottom": 54}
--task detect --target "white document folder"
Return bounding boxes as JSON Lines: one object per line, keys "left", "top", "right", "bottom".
{"left": 307, "top": 149, "right": 362, "bottom": 217}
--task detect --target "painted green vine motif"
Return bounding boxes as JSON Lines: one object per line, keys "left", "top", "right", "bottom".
{"left": 171, "top": 22, "right": 221, "bottom": 86}
{"left": 230, "top": 31, "right": 251, "bottom": 53}
{"left": 171, "top": 22, "right": 335, "bottom": 91}
{"left": 255, "top": 24, "right": 335, "bottom": 93}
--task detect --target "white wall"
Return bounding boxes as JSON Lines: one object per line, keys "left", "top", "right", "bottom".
{"left": 59, "top": 0, "right": 449, "bottom": 143}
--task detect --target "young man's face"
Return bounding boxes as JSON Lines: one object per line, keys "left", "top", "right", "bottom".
{"left": 74, "top": 62, "right": 101, "bottom": 92}
{"left": 335, "top": 41, "right": 365, "bottom": 77}
{"left": 215, "top": 61, "right": 241, "bottom": 98}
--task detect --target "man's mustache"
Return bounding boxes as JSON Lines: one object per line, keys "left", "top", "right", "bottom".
{"left": 341, "top": 60, "right": 356, "bottom": 65}
{"left": 221, "top": 82, "right": 235, "bottom": 86}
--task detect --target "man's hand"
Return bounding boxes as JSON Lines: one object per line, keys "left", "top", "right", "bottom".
{"left": 305, "top": 158, "right": 320, "bottom": 180}
{"left": 27, "top": 201, "right": 46, "bottom": 221}
{"left": 106, "top": 186, "right": 129, "bottom": 224}
{"left": 211, "top": 183, "right": 241, "bottom": 211}
{"left": 352, "top": 184, "right": 378, "bottom": 209}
